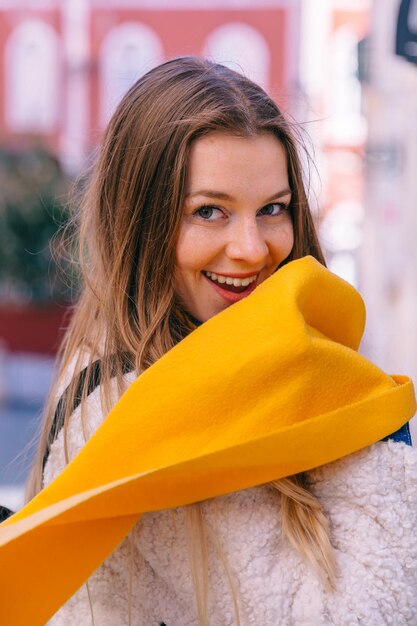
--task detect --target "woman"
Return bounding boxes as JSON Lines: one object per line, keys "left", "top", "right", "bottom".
{"left": 1, "top": 56, "right": 416, "bottom": 625}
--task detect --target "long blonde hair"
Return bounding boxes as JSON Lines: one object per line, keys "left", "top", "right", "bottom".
{"left": 26, "top": 56, "right": 334, "bottom": 622}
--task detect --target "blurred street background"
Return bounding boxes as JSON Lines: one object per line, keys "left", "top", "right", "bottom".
{"left": 0, "top": 0, "right": 416, "bottom": 511}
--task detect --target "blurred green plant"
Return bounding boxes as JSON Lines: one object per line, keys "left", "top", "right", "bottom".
{"left": 0, "top": 146, "right": 74, "bottom": 304}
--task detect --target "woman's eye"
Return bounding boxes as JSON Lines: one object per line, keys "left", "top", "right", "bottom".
{"left": 193, "top": 206, "right": 223, "bottom": 220}
{"left": 258, "top": 203, "right": 286, "bottom": 216}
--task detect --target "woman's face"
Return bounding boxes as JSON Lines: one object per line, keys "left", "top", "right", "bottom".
{"left": 174, "top": 132, "right": 294, "bottom": 322}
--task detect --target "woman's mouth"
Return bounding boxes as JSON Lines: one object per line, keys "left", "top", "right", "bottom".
{"left": 202, "top": 270, "right": 258, "bottom": 302}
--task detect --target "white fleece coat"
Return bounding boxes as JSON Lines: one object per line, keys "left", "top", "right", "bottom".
{"left": 44, "top": 371, "right": 417, "bottom": 626}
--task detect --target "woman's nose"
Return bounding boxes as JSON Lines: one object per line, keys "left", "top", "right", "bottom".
{"left": 225, "top": 218, "right": 269, "bottom": 265}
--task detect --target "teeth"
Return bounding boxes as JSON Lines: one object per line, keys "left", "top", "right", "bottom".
{"left": 205, "top": 271, "right": 257, "bottom": 287}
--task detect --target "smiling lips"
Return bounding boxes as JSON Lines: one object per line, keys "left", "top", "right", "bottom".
{"left": 203, "top": 270, "right": 259, "bottom": 302}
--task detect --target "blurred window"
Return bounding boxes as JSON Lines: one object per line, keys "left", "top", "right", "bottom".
{"left": 5, "top": 21, "right": 59, "bottom": 132}
{"left": 99, "top": 22, "right": 164, "bottom": 128}
{"left": 328, "top": 26, "right": 367, "bottom": 144}
{"left": 203, "top": 22, "right": 270, "bottom": 91}
{"left": 396, "top": 0, "right": 417, "bottom": 65}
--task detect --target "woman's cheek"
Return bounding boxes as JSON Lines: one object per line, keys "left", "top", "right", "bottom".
{"left": 176, "top": 226, "right": 218, "bottom": 272}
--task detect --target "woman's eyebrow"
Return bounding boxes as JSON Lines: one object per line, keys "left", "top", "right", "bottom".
{"left": 186, "top": 189, "right": 292, "bottom": 201}
{"left": 186, "top": 190, "right": 234, "bottom": 200}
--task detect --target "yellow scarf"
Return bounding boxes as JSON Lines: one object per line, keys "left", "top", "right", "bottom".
{"left": 0, "top": 256, "right": 415, "bottom": 625}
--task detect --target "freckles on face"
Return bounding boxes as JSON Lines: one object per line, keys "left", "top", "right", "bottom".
{"left": 174, "top": 132, "right": 294, "bottom": 322}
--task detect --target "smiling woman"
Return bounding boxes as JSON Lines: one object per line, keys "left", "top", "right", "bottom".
{"left": 175, "top": 133, "right": 294, "bottom": 320}
{"left": 1, "top": 56, "right": 416, "bottom": 626}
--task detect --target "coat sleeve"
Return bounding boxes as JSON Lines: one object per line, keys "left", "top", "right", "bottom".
{"left": 307, "top": 440, "right": 417, "bottom": 624}
{"left": 43, "top": 372, "right": 159, "bottom": 626}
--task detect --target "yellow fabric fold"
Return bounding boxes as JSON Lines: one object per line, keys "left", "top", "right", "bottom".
{"left": 0, "top": 256, "right": 415, "bottom": 625}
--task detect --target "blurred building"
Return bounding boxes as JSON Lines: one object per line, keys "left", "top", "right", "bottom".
{"left": 0, "top": 0, "right": 304, "bottom": 357}
{"left": 299, "top": 0, "right": 370, "bottom": 287}
{"left": 359, "top": 0, "right": 417, "bottom": 436}
{"left": 0, "top": 0, "right": 302, "bottom": 174}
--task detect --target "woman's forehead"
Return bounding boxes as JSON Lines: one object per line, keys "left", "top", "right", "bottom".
{"left": 186, "top": 132, "right": 289, "bottom": 200}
